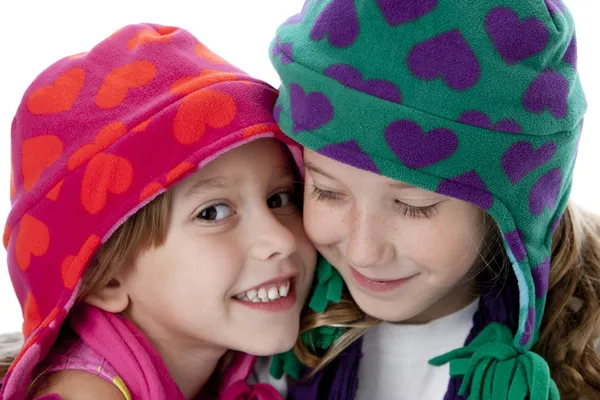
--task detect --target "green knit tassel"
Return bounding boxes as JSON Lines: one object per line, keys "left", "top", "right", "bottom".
{"left": 429, "top": 323, "right": 560, "bottom": 400}
{"left": 269, "top": 257, "right": 347, "bottom": 379}
{"left": 309, "top": 257, "right": 344, "bottom": 312}
{"left": 270, "top": 350, "right": 304, "bottom": 380}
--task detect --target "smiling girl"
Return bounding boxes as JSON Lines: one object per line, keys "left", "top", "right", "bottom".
{"left": 0, "top": 23, "right": 316, "bottom": 400}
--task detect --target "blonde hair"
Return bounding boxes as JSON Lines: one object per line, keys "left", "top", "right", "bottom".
{"left": 294, "top": 202, "right": 600, "bottom": 399}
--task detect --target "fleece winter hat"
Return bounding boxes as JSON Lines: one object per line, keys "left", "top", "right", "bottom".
{"left": 270, "top": 0, "right": 585, "bottom": 397}
{"left": 2, "top": 23, "right": 301, "bottom": 399}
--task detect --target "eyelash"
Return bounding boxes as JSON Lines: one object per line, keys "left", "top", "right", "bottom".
{"left": 308, "top": 185, "right": 341, "bottom": 202}
{"left": 195, "top": 201, "right": 234, "bottom": 223}
{"left": 394, "top": 201, "right": 438, "bottom": 219}
{"left": 194, "top": 188, "right": 298, "bottom": 224}
{"left": 309, "top": 185, "right": 438, "bottom": 220}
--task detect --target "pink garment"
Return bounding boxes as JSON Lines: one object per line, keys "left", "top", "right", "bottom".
{"left": 2, "top": 23, "right": 301, "bottom": 399}
{"left": 34, "top": 304, "right": 280, "bottom": 400}
{"left": 219, "top": 353, "right": 281, "bottom": 400}
{"left": 40, "top": 335, "right": 124, "bottom": 389}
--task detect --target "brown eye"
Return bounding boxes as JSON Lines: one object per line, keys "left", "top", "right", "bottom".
{"left": 267, "top": 192, "right": 294, "bottom": 208}
{"left": 196, "top": 204, "right": 233, "bottom": 221}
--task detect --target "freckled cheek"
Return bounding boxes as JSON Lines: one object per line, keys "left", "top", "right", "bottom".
{"left": 303, "top": 200, "right": 345, "bottom": 249}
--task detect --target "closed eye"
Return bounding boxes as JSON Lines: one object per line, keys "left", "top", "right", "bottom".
{"left": 394, "top": 200, "right": 438, "bottom": 219}
{"left": 309, "top": 185, "right": 343, "bottom": 201}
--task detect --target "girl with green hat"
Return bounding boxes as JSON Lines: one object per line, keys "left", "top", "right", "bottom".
{"left": 268, "top": 0, "right": 600, "bottom": 398}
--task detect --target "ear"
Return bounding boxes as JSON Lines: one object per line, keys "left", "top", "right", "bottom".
{"left": 84, "top": 277, "right": 130, "bottom": 313}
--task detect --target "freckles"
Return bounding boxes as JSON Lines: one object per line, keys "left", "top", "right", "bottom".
{"left": 304, "top": 203, "right": 337, "bottom": 243}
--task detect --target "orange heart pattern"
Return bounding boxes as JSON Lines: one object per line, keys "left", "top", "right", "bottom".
{"left": 45, "top": 180, "right": 64, "bottom": 201}
{"left": 21, "top": 135, "right": 63, "bottom": 191}
{"left": 139, "top": 160, "right": 198, "bottom": 202}
{"left": 26, "top": 68, "right": 85, "bottom": 115}
{"left": 81, "top": 153, "right": 133, "bottom": 215}
{"left": 68, "top": 122, "right": 127, "bottom": 171}
{"left": 169, "top": 70, "right": 238, "bottom": 95}
{"left": 61, "top": 235, "right": 101, "bottom": 290}
{"left": 132, "top": 118, "right": 151, "bottom": 133}
{"left": 95, "top": 61, "right": 157, "bottom": 109}
{"left": 167, "top": 161, "right": 195, "bottom": 184}
{"left": 195, "top": 42, "right": 227, "bottom": 64}
{"left": 128, "top": 26, "right": 178, "bottom": 50}
{"left": 3, "top": 225, "right": 12, "bottom": 249}
{"left": 22, "top": 292, "right": 42, "bottom": 337}
{"left": 140, "top": 182, "right": 164, "bottom": 202}
{"left": 15, "top": 214, "right": 50, "bottom": 271}
{"left": 173, "top": 89, "right": 237, "bottom": 144}
{"left": 242, "top": 123, "right": 281, "bottom": 139}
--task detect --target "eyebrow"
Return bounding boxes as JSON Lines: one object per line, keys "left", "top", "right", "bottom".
{"left": 184, "top": 166, "right": 295, "bottom": 198}
{"left": 304, "top": 162, "right": 336, "bottom": 180}
{"left": 184, "top": 177, "right": 232, "bottom": 198}
{"left": 304, "top": 161, "right": 413, "bottom": 189}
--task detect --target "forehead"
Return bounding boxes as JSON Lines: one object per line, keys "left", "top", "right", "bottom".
{"left": 204, "top": 139, "right": 292, "bottom": 173}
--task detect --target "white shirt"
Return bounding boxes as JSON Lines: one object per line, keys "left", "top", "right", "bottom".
{"left": 252, "top": 300, "right": 478, "bottom": 399}
{"left": 251, "top": 356, "right": 289, "bottom": 398}
{"left": 356, "top": 300, "right": 478, "bottom": 400}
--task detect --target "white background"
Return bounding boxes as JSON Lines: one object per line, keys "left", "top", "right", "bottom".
{"left": 0, "top": 1, "right": 598, "bottom": 334}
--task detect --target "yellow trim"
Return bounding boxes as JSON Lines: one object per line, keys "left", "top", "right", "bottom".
{"left": 112, "top": 376, "right": 132, "bottom": 400}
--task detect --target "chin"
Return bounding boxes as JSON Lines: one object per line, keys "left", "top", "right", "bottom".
{"left": 351, "top": 289, "right": 422, "bottom": 323}
{"left": 240, "top": 323, "right": 300, "bottom": 356}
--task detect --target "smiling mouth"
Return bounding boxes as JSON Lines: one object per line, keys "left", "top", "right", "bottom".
{"left": 234, "top": 279, "right": 292, "bottom": 303}
{"left": 351, "top": 268, "right": 416, "bottom": 293}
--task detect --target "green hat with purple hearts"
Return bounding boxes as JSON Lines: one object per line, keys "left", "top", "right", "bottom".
{"left": 268, "top": 0, "right": 586, "bottom": 398}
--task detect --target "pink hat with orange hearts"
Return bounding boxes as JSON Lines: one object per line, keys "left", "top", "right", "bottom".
{"left": 1, "top": 23, "right": 301, "bottom": 398}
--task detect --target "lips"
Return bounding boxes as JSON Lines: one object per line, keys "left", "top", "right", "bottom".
{"left": 350, "top": 267, "right": 416, "bottom": 293}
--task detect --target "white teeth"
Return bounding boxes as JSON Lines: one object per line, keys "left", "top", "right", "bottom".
{"left": 246, "top": 289, "right": 257, "bottom": 300}
{"left": 279, "top": 282, "right": 289, "bottom": 297}
{"left": 235, "top": 279, "right": 292, "bottom": 303}
{"left": 257, "top": 288, "right": 268, "bottom": 301}
{"left": 268, "top": 287, "right": 280, "bottom": 300}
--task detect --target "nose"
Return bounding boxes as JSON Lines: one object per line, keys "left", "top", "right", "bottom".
{"left": 346, "top": 210, "right": 393, "bottom": 269}
{"left": 250, "top": 210, "right": 297, "bottom": 262}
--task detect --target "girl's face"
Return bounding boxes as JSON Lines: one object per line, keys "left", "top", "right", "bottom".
{"left": 120, "top": 139, "right": 316, "bottom": 356}
{"left": 303, "top": 149, "right": 485, "bottom": 323}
